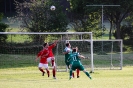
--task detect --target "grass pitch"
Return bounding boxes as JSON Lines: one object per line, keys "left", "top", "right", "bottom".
{"left": 0, "top": 66, "right": 133, "bottom": 88}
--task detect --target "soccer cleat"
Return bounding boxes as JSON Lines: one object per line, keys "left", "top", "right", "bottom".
{"left": 69, "top": 77, "right": 72, "bottom": 80}
{"left": 89, "top": 76, "right": 92, "bottom": 80}
{"left": 77, "top": 76, "right": 80, "bottom": 78}
{"left": 53, "top": 77, "right": 56, "bottom": 79}
{"left": 42, "top": 72, "right": 45, "bottom": 76}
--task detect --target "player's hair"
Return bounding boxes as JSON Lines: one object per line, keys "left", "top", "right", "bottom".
{"left": 66, "top": 43, "right": 70, "bottom": 47}
{"left": 43, "top": 43, "right": 48, "bottom": 47}
{"left": 72, "top": 48, "right": 77, "bottom": 53}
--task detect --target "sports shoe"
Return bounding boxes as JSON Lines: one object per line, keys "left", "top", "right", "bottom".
{"left": 77, "top": 76, "right": 80, "bottom": 78}
{"left": 89, "top": 76, "right": 92, "bottom": 80}
{"left": 53, "top": 77, "right": 56, "bottom": 79}
{"left": 42, "top": 72, "right": 45, "bottom": 76}
{"left": 69, "top": 77, "right": 72, "bottom": 80}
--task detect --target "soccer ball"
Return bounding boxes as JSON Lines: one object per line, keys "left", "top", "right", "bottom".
{"left": 50, "top": 5, "right": 56, "bottom": 11}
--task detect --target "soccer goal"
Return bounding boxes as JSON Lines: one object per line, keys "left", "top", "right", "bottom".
{"left": 0, "top": 32, "right": 94, "bottom": 71}
{"left": 56, "top": 39, "right": 123, "bottom": 72}
{"left": 0, "top": 32, "right": 123, "bottom": 72}
{"left": 93, "top": 40, "right": 123, "bottom": 70}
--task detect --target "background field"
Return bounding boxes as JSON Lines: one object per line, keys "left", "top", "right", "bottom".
{"left": 0, "top": 66, "right": 133, "bottom": 88}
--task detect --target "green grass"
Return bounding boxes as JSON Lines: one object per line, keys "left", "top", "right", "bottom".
{"left": 0, "top": 66, "right": 133, "bottom": 88}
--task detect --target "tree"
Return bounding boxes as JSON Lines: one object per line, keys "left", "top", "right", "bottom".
{"left": 11, "top": 0, "right": 69, "bottom": 43}
{"left": 98, "top": 0, "right": 133, "bottom": 39}
{"left": 68, "top": 0, "right": 105, "bottom": 39}
{"left": 0, "top": 13, "right": 9, "bottom": 43}
{"left": 68, "top": 0, "right": 133, "bottom": 39}
{"left": 13, "top": 0, "right": 68, "bottom": 32}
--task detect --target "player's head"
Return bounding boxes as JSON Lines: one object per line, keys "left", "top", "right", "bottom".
{"left": 43, "top": 42, "right": 49, "bottom": 48}
{"left": 66, "top": 42, "right": 71, "bottom": 48}
{"left": 72, "top": 47, "right": 78, "bottom": 53}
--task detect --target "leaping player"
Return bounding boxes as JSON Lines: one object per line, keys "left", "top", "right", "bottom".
{"left": 42, "top": 40, "right": 58, "bottom": 79}
{"left": 63, "top": 42, "right": 80, "bottom": 78}
{"left": 36, "top": 40, "right": 58, "bottom": 79}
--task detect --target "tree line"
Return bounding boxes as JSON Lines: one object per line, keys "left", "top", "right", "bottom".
{"left": 0, "top": 0, "right": 133, "bottom": 50}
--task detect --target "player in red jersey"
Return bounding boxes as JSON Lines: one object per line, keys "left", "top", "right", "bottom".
{"left": 35, "top": 49, "right": 50, "bottom": 77}
{"left": 42, "top": 40, "right": 58, "bottom": 79}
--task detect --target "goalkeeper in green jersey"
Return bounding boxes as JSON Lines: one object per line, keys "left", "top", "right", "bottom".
{"left": 68, "top": 47, "right": 92, "bottom": 80}
{"left": 63, "top": 42, "right": 80, "bottom": 78}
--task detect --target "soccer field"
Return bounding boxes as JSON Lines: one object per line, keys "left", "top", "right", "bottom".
{"left": 0, "top": 66, "right": 133, "bottom": 88}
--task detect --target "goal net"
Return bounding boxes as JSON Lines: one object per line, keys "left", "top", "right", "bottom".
{"left": 0, "top": 32, "right": 94, "bottom": 71}
{"left": 93, "top": 40, "right": 123, "bottom": 70}
{"left": 0, "top": 32, "right": 123, "bottom": 72}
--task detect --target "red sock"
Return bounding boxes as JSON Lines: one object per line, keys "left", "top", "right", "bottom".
{"left": 76, "top": 69, "right": 80, "bottom": 77}
{"left": 51, "top": 59, "right": 54, "bottom": 66}
{"left": 52, "top": 68, "right": 56, "bottom": 77}
{"left": 72, "top": 72, "right": 75, "bottom": 78}
{"left": 39, "top": 68, "right": 45, "bottom": 73}
{"left": 46, "top": 69, "right": 50, "bottom": 77}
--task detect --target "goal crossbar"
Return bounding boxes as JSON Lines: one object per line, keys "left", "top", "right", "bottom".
{"left": 0, "top": 32, "right": 92, "bottom": 35}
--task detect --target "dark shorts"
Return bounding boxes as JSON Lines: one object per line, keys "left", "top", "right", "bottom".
{"left": 71, "top": 63, "right": 84, "bottom": 71}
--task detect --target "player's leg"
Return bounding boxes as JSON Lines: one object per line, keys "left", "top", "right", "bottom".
{"left": 38, "top": 63, "right": 45, "bottom": 76}
{"left": 51, "top": 57, "right": 55, "bottom": 67}
{"left": 47, "top": 57, "right": 55, "bottom": 66}
{"left": 52, "top": 66, "right": 56, "bottom": 79}
{"left": 69, "top": 67, "right": 73, "bottom": 80}
{"left": 83, "top": 70, "right": 92, "bottom": 79}
{"left": 69, "top": 64, "right": 76, "bottom": 80}
{"left": 76, "top": 69, "right": 80, "bottom": 78}
{"left": 51, "top": 57, "right": 56, "bottom": 79}
{"left": 66, "top": 62, "right": 75, "bottom": 78}
{"left": 80, "top": 65, "right": 92, "bottom": 79}
{"left": 47, "top": 57, "right": 56, "bottom": 79}
{"left": 44, "top": 64, "right": 50, "bottom": 77}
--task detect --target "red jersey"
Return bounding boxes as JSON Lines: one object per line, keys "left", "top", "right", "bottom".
{"left": 37, "top": 49, "right": 49, "bottom": 64}
{"left": 47, "top": 43, "right": 56, "bottom": 57}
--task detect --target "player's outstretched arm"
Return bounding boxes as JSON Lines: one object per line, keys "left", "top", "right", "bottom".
{"left": 78, "top": 54, "right": 89, "bottom": 59}
{"left": 54, "top": 40, "right": 58, "bottom": 44}
{"left": 78, "top": 55, "right": 85, "bottom": 59}
{"left": 51, "top": 40, "right": 58, "bottom": 46}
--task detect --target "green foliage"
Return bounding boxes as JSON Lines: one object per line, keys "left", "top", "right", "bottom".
{"left": 0, "top": 13, "right": 9, "bottom": 43}
{"left": 113, "top": 25, "right": 133, "bottom": 48}
{"left": 14, "top": 0, "right": 68, "bottom": 32}
{"left": 124, "top": 45, "right": 133, "bottom": 52}
{"left": 12, "top": 0, "right": 69, "bottom": 42}
{"left": 68, "top": 0, "right": 105, "bottom": 38}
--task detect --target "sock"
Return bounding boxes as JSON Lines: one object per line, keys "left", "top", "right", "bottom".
{"left": 39, "top": 68, "right": 45, "bottom": 73}
{"left": 76, "top": 69, "right": 80, "bottom": 77}
{"left": 46, "top": 69, "right": 50, "bottom": 77}
{"left": 51, "top": 59, "right": 54, "bottom": 66}
{"left": 72, "top": 72, "right": 75, "bottom": 78}
{"left": 52, "top": 67, "right": 56, "bottom": 77}
{"left": 70, "top": 69, "right": 73, "bottom": 77}
{"left": 85, "top": 71, "right": 91, "bottom": 78}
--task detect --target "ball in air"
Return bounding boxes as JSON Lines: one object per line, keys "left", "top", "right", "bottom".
{"left": 50, "top": 5, "right": 56, "bottom": 10}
